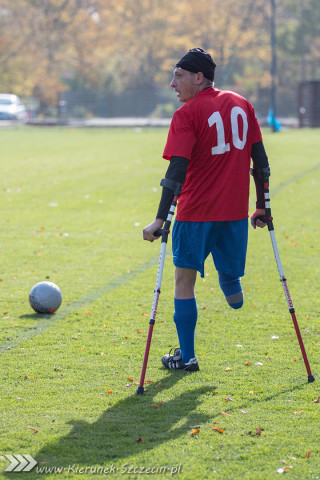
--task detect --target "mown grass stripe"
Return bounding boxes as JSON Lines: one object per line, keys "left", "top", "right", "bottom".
{"left": 0, "top": 254, "right": 159, "bottom": 354}
{"left": 1, "top": 162, "right": 319, "bottom": 355}
{"left": 249, "top": 161, "right": 320, "bottom": 207}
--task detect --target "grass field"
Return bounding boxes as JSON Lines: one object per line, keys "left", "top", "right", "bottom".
{"left": 0, "top": 126, "right": 319, "bottom": 479}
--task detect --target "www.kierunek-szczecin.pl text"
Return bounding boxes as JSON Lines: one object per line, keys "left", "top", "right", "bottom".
{"left": 35, "top": 463, "right": 183, "bottom": 475}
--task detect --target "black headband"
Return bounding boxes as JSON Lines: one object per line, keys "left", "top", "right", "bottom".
{"left": 176, "top": 48, "right": 216, "bottom": 81}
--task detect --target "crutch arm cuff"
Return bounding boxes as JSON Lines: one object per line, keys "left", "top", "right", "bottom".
{"left": 160, "top": 178, "right": 183, "bottom": 197}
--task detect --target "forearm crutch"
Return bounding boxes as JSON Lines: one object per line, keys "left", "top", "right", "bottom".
{"left": 136, "top": 180, "right": 182, "bottom": 395}
{"left": 261, "top": 170, "right": 315, "bottom": 383}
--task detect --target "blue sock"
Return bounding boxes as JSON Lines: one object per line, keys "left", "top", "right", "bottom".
{"left": 218, "top": 272, "right": 244, "bottom": 309}
{"left": 173, "top": 298, "right": 198, "bottom": 363}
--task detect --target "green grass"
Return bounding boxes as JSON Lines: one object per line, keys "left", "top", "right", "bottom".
{"left": 0, "top": 126, "right": 319, "bottom": 479}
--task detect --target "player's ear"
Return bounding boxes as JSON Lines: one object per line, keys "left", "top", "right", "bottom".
{"left": 195, "top": 72, "right": 205, "bottom": 84}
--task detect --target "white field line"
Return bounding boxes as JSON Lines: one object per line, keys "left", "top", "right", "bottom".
{"left": 0, "top": 253, "right": 162, "bottom": 354}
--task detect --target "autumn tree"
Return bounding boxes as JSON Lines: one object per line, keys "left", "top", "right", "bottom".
{"left": 0, "top": 0, "right": 103, "bottom": 103}
{"left": 0, "top": 0, "right": 319, "bottom": 114}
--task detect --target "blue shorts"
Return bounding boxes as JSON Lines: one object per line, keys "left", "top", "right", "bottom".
{"left": 172, "top": 219, "right": 248, "bottom": 278}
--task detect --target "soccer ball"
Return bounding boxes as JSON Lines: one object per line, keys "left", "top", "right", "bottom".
{"left": 29, "top": 281, "right": 62, "bottom": 314}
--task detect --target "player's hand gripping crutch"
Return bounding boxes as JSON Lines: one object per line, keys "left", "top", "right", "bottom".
{"left": 257, "top": 169, "right": 315, "bottom": 383}
{"left": 136, "top": 179, "right": 182, "bottom": 395}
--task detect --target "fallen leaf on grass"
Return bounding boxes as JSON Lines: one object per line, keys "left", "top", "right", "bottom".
{"left": 221, "top": 411, "right": 232, "bottom": 417}
{"left": 212, "top": 427, "right": 225, "bottom": 434}
{"left": 191, "top": 429, "right": 200, "bottom": 435}
{"left": 145, "top": 379, "right": 154, "bottom": 383}
{"left": 25, "top": 375, "right": 38, "bottom": 381}
{"left": 288, "top": 241, "right": 298, "bottom": 247}
{"left": 151, "top": 404, "right": 163, "bottom": 408}
{"left": 106, "top": 390, "right": 112, "bottom": 393}
{"left": 313, "top": 396, "right": 320, "bottom": 403}
{"left": 278, "top": 466, "right": 293, "bottom": 473}
{"left": 294, "top": 410, "right": 304, "bottom": 414}
{"left": 256, "top": 426, "right": 262, "bottom": 435}
{"left": 224, "top": 397, "right": 233, "bottom": 402}
{"left": 305, "top": 450, "right": 311, "bottom": 458}
{"left": 137, "top": 329, "right": 143, "bottom": 333}
{"left": 225, "top": 367, "right": 232, "bottom": 371}
{"left": 136, "top": 438, "right": 142, "bottom": 443}
{"left": 245, "top": 362, "right": 252, "bottom": 366}
{"left": 27, "top": 426, "right": 39, "bottom": 434}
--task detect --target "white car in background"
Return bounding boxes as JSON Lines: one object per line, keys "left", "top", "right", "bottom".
{"left": 0, "top": 93, "right": 26, "bottom": 121}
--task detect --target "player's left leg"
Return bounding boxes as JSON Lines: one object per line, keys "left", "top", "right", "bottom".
{"left": 173, "top": 267, "right": 198, "bottom": 363}
{"left": 163, "top": 220, "right": 207, "bottom": 369}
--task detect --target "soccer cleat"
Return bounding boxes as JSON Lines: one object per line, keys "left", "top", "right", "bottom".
{"left": 161, "top": 348, "right": 199, "bottom": 371}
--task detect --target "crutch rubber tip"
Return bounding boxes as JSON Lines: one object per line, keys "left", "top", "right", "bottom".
{"left": 136, "top": 386, "right": 145, "bottom": 395}
{"left": 308, "top": 375, "right": 315, "bottom": 383}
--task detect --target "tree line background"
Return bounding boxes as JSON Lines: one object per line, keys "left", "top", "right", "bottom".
{"left": 0, "top": 0, "right": 319, "bottom": 118}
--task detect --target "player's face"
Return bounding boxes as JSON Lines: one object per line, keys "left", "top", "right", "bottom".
{"left": 170, "top": 68, "right": 198, "bottom": 103}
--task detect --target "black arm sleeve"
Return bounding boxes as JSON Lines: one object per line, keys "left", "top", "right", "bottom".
{"left": 156, "top": 156, "right": 189, "bottom": 220}
{"left": 251, "top": 141, "right": 269, "bottom": 209}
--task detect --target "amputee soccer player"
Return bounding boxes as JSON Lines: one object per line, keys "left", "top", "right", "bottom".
{"left": 143, "top": 48, "right": 270, "bottom": 371}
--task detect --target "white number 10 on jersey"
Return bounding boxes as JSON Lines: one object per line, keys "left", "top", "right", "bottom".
{"left": 208, "top": 106, "right": 248, "bottom": 155}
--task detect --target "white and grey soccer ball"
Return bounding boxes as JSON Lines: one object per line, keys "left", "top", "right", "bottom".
{"left": 29, "top": 281, "right": 62, "bottom": 314}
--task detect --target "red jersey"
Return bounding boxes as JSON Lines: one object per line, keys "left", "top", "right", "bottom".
{"left": 163, "top": 88, "right": 262, "bottom": 221}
